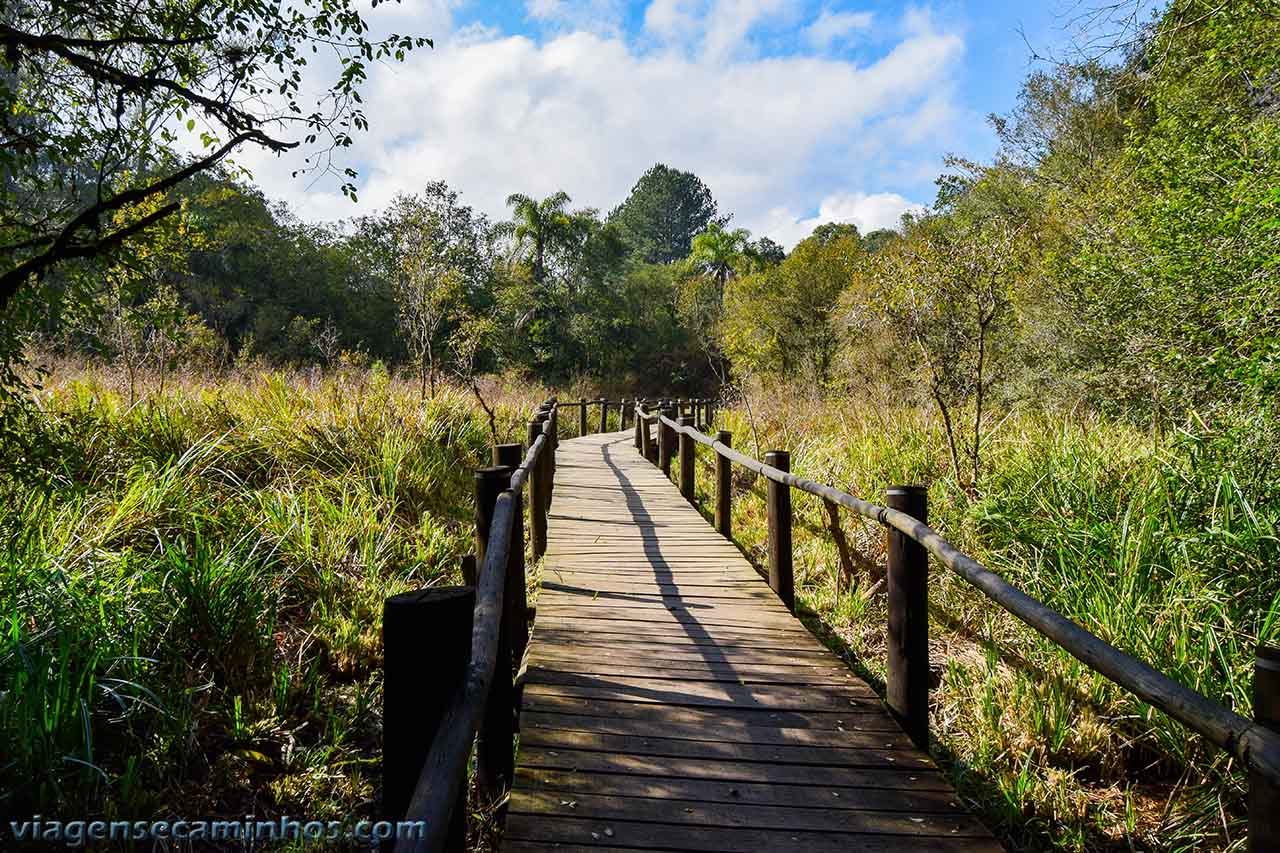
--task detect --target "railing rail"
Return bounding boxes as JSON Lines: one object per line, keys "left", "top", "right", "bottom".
{"left": 383, "top": 397, "right": 559, "bottom": 853}
{"left": 634, "top": 400, "right": 1280, "bottom": 809}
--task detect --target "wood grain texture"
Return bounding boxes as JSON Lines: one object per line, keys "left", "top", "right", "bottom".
{"left": 505, "top": 432, "right": 1000, "bottom": 852}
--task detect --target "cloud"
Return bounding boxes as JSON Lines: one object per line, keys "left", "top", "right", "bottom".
{"left": 526, "top": 0, "right": 626, "bottom": 36}
{"left": 804, "top": 9, "right": 874, "bottom": 49}
{"left": 761, "top": 191, "right": 928, "bottom": 247}
{"left": 240, "top": 2, "right": 962, "bottom": 250}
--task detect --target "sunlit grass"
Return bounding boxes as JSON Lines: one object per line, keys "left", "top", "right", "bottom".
{"left": 0, "top": 363, "right": 545, "bottom": 842}
{"left": 711, "top": 390, "right": 1279, "bottom": 851}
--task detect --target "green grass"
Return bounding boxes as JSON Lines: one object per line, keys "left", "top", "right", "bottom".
{"left": 0, "top": 364, "right": 546, "bottom": 845}
{"left": 8, "top": 368, "right": 1271, "bottom": 850}
{"left": 709, "top": 392, "right": 1280, "bottom": 851}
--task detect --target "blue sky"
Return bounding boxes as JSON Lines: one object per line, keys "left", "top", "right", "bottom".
{"left": 242, "top": 0, "right": 1078, "bottom": 246}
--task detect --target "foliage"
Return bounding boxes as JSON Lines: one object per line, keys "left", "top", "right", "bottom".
{"left": 0, "top": 367, "right": 541, "bottom": 836}
{"left": 0, "top": 0, "right": 429, "bottom": 308}
{"left": 714, "top": 391, "right": 1280, "bottom": 851}
{"left": 607, "top": 163, "right": 723, "bottom": 264}
{"left": 722, "top": 229, "right": 863, "bottom": 388}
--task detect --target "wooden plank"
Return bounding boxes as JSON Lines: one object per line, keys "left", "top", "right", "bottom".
{"left": 525, "top": 659, "right": 859, "bottom": 686}
{"left": 517, "top": 747, "right": 945, "bottom": 789}
{"left": 520, "top": 712, "right": 911, "bottom": 745}
{"left": 504, "top": 815, "right": 997, "bottom": 852}
{"left": 520, "top": 728, "right": 931, "bottom": 769}
{"left": 521, "top": 694, "right": 884, "bottom": 728}
{"left": 509, "top": 790, "right": 991, "bottom": 836}
{"left": 512, "top": 767, "right": 961, "bottom": 811}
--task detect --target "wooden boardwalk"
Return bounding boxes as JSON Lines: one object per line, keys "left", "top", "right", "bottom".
{"left": 505, "top": 432, "right": 1000, "bottom": 852}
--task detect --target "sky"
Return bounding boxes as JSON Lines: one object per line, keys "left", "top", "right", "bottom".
{"left": 237, "top": 0, "right": 1078, "bottom": 248}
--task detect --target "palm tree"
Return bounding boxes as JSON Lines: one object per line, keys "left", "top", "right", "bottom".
{"left": 689, "top": 223, "right": 752, "bottom": 303}
{"left": 503, "top": 191, "right": 573, "bottom": 289}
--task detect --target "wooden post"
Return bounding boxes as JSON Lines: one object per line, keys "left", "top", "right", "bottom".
{"left": 493, "top": 444, "right": 529, "bottom": 669}
{"left": 765, "top": 451, "right": 794, "bottom": 613}
{"left": 641, "top": 409, "right": 653, "bottom": 461}
{"left": 475, "top": 466, "right": 508, "bottom": 568}
{"left": 633, "top": 403, "right": 642, "bottom": 450}
{"left": 646, "top": 402, "right": 660, "bottom": 464}
{"left": 578, "top": 398, "right": 587, "bottom": 436}
{"left": 715, "top": 430, "right": 732, "bottom": 538}
{"left": 706, "top": 399, "right": 715, "bottom": 429}
{"left": 1251, "top": 645, "right": 1280, "bottom": 850}
{"left": 678, "top": 415, "right": 695, "bottom": 504}
{"left": 382, "top": 585, "right": 471, "bottom": 852}
{"left": 599, "top": 398, "right": 608, "bottom": 433}
{"left": 886, "top": 484, "right": 929, "bottom": 750}
{"left": 621, "top": 398, "right": 631, "bottom": 430}
{"left": 527, "top": 421, "right": 548, "bottom": 558}
{"left": 659, "top": 404, "right": 677, "bottom": 479}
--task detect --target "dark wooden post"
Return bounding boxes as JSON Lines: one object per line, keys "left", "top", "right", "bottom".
{"left": 678, "top": 415, "right": 695, "bottom": 504}
{"left": 765, "top": 451, "right": 794, "bottom": 613}
{"left": 382, "top": 585, "right": 471, "bottom": 852}
{"left": 640, "top": 408, "right": 653, "bottom": 461}
{"left": 659, "top": 404, "right": 677, "bottom": 479}
{"left": 621, "top": 398, "right": 631, "bottom": 430}
{"left": 1251, "top": 645, "right": 1280, "bottom": 850}
{"left": 633, "top": 403, "right": 642, "bottom": 450}
{"left": 475, "top": 466, "right": 508, "bottom": 567}
{"left": 886, "top": 485, "right": 929, "bottom": 750}
{"left": 646, "top": 401, "right": 660, "bottom": 464}
{"left": 715, "top": 430, "right": 732, "bottom": 538}
{"left": 493, "top": 444, "right": 529, "bottom": 668}
{"left": 528, "top": 421, "right": 548, "bottom": 558}
{"left": 599, "top": 398, "right": 608, "bottom": 433}
{"left": 578, "top": 398, "right": 587, "bottom": 436}
{"left": 472, "top": 467, "right": 514, "bottom": 803}
{"left": 543, "top": 408, "right": 557, "bottom": 507}
{"left": 706, "top": 399, "right": 715, "bottom": 429}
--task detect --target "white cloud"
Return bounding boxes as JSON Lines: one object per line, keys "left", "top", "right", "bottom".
{"left": 804, "top": 9, "right": 874, "bottom": 49}
{"left": 240, "top": 3, "right": 962, "bottom": 250}
{"left": 643, "top": 0, "right": 701, "bottom": 41}
{"left": 761, "top": 191, "right": 928, "bottom": 248}
{"left": 526, "top": 0, "right": 626, "bottom": 36}
{"left": 701, "top": 0, "right": 790, "bottom": 62}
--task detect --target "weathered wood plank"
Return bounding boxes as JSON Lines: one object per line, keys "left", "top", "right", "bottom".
{"left": 509, "top": 790, "right": 991, "bottom": 836}
{"left": 504, "top": 815, "right": 996, "bottom": 852}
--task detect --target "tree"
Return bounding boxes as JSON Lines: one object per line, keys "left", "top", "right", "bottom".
{"left": 748, "top": 237, "right": 786, "bottom": 268}
{"left": 865, "top": 215, "right": 1024, "bottom": 494}
{"left": 861, "top": 229, "right": 899, "bottom": 253}
{"left": 0, "top": 0, "right": 430, "bottom": 310}
{"left": 385, "top": 183, "right": 492, "bottom": 398}
{"left": 808, "top": 222, "right": 862, "bottom": 246}
{"left": 722, "top": 230, "right": 863, "bottom": 388}
{"left": 503, "top": 191, "right": 573, "bottom": 294}
{"left": 608, "top": 164, "right": 722, "bottom": 264}
{"left": 396, "top": 265, "right": 462, "bottom": 399}
{"left": 688, "top": 223, "right": 751, "bottom": 304}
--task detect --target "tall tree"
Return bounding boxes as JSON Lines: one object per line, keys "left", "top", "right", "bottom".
{"left": 503, "top": 192, "right": 573, "bottom": 292}
{"left": 688, "top": 223, "right": 751, "bottom": 304}
{"left": 608, "top": 164, "right": 722, "bottom": 264}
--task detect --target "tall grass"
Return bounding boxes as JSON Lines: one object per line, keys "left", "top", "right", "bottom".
{"left": 0, "top": 364, "right": 543, "bottom": 841}
{"left": 716, "top": 392, "right": 1280, "bottom": 851}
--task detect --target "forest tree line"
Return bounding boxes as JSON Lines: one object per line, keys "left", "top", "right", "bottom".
{"left": 4, "top": 0, "right": 1278, "bottom": 488}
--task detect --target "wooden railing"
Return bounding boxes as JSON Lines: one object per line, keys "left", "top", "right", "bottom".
{"left": 381, "top": 397, "right": 559, "bottom": 853}
{"left": 633, "top": 399, "right": 1280, "bottom": 849}
{"left": 558, "top": 395, "right": 715, "bottom": 436}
